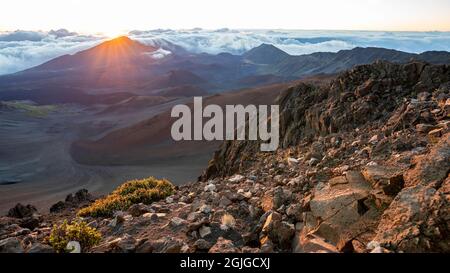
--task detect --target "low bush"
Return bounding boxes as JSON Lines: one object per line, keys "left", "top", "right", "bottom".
{"left": 48, "top": 220, "right": 101, "bottom": 253}
{"left": 78, "top": 177, "right": 175, "bottom": 218}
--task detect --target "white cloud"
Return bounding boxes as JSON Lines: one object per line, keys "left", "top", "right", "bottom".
{"left": 1, "top": 29, "right": 450, "bottom": 75}
{"left": 0, "top": 30, "right": 105, "bottom": 74}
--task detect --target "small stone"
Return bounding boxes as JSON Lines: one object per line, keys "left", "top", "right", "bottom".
{"left": 219, "top": 196, "right": 232, "bottom": 207}
{"left": 308, "top": 158, "right": 320, "bottom": 166}
{"left": 199, "top": 205, "right": 212, "bottom": 214}
{"left": 367, "top": 240, "right": 380, "bottom": 250}
{"left": 209, "top": 237, "right": 239, "bottom": 253}
{"left": 204, "top": 184, "right": 217, "bottom": 192}
{"left": 428, "top": 128, "right": 444, "bottom": 142}
{"left": 109, "top": 214, "right": 125, "bottom": 227}
{"left": 194, "top": 239, "right": 212, "bottom": 251}
{"left": 371, "top": 246, "right": 388, "bottom": 253}
{"left": 288, "top": 158, "right": 299, "bottom": 164}
{"left": 229, "top": 175, "right": 245, "bottom": 183}
{"left": 286, "top": 204, "right": 303, "bottom": 221}
{"left": 248, "top": 175, "right": 257, "bottom": 181}
{"left": 127, "top": 203, "right": 150, "bottom": 217}
{"left": 170, "top": 217, "right": 187, "bottom": 228}
{"left": 199, "top": 226, "right": 212, "bottom": 238}
{"left": 369, "top": 135, "right": 379, "bottom": 144}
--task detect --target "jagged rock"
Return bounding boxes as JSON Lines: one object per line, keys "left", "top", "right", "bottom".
{"left": 374, "top": 178, "right": 449, "bottom": 252}
{"left": 19, "top": 215, "right": 41, "bottom": 230}
{"left": 292, "top": 233, "right": 339, "bottom": 253}
{"left": 309, "top": 172, "right": 376, "bottom": 245}
{"left": 218, "top": 196, "right": 232, "bottom": 207}
{"left": 49, "top": 201, "right": 66, "bottom": 213}
{"left": 70, "top": 189, "right": 91, "bottom": 203}
{"left": 199, "top": 204, "right": 212, "bottom": 214}
{"left": 428, "top": 128, "right": 444, "bottom": 143}
{"left": 416, "top": 123, "right": 437, "bottom": 134}
{"left": 50, "top": 189, "right": 92, "bottom": 213}
{"left": 404, "top": 133, "right": 450, "bottom": 188}
{"left": 229, "top": 175, "right": 245, "bottom": 183}
{"left": 7, "top": 204, "right": 37, "bottom": 219}
{"left": 27, "top": 243, "right": 54, "bottom": 253}
{"left": 105, "top": 235, "right": 136, "bottom": 253}
{"left": 261, "top": 212, "right": 295, "bottom": 249}
{"left": 286, "top": 204, "right": 303, "bottom": 222}
{"left": 199, "top": 226, "right": 212, "bottom": 238}
{"left": 109, "top": 214, "right": 125, "bottom": 228}
{"left": 362, "top": 165, "right": 405, "bottom": 196}
{"left": 209, "top": 237, "right": 240, "bottom": 253}
{"left": 261, "top": 187, "right": 286, "bottom": 212}
{"left": 127, "top": 203, "right": 151, "bottom": 217}
{"left": 169, "top": 217, "right": 187, "bottom": 229}
{"left": 0, "top": 237, "right": 24, "bottom": 253}
{"left": 151, "top": 237, "right": 184, "bottom": 253}
{"left": 194, "top": 239, "right": 212, "bottom": 251}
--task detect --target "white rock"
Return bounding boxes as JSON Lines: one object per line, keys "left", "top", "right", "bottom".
{"left": 288, "top": 158, "right": 299, "bottom": 164}
{"left": 66, "top": 241, "right": 81, "bottom": 253}
{"left": 199, "top": 204, "right": 212, "bottom": 214}
{"left": 367, "top": 240, "right": 380, "bottom": 250}
{"left": 308, "top": 158, "right": 319, "bottom": 166}
{"left": 369, "top": 135, "right": 379, "bottom": 143}
{"left": 166, "top": 197, "right": 174, "bottom": 203}
{"left": 229, "top": 175, "right": 245, "bottom": 183}
{"left": 366, "top": 161, "right": 378, "bottom": 167}
{"left": 370, "top": 246, "right": 386, "bottom": 253}
{"left": 204, "top": 184, "right": 217, "bottom": 192}
{"left": 170, "top": 217, "right": 186, "bottom": 227}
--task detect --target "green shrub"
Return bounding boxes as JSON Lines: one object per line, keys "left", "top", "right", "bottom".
{"left": 78, "top": 177, "right": 175, "bottom": 218}
{"left": 48, "top": 220, "right": 101, "bottom": 253}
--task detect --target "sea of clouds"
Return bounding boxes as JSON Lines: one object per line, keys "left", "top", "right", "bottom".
{"left": 1, "top": 28, "right": 450, "bottom": 75}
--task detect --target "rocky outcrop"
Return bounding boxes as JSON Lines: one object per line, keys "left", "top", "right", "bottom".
{"left": 50, "top": 189, "right": 93, "bottom": 213}
{"left": 202, "top": 61, "right": 449, "bottom": 180}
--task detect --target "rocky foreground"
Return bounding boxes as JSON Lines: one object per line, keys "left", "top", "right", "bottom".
{"left": 1, "top": 61, "right": 449, "bottom": 253}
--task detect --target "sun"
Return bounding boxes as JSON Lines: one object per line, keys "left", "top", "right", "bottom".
{"left": 103, "top": 29, "right": 128, "bottom": 38}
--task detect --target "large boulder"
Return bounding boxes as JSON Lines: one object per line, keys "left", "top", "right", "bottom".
{"left": 374, "top": 136, "right": 450, "bottom": 252}
{"left": 374, "top": 180, "right": 449, "bottom": 252}
{"left": 404, "top": 133, "right": 450, "bottom": 188}
{"left": 7, "top": 204, "right": 37, "bottom": 219}
{"left": 0, "top": 237, "right": 24, "bottom": 253}
{"left": 260, "top": 212, "right": 295, "bottom": 250}
{"left": 362, "top": 165, "right": 406, "bottom": 196}
{"left": 309, "top": 171, "right": 380, "bottom": 246}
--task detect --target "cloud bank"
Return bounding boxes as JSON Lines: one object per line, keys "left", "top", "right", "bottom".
{"left": 0, "top": 29, "right": 104, "bottom": 75}
{"left": 1, "top": 29, "right": 450, "bottom": 75}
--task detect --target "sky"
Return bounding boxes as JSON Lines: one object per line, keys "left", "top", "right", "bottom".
{"left": 1, "top": 0, "right": 450, "bottom": 35}
{"left": 1, "top": 0, "right": 450, "bottom": 75}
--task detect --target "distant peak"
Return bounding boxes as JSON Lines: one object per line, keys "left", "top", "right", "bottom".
{"left": 101, "top": 36, "right": 134, "bottom": 46}
{"left": 89, "top": 36, "right": 156, "bottom": 54}
{"left": 246, "top": 43, "right": 288, "bottom": 55}
{"left": 109, "top": 36, "right": 132, "bottom": 43}
{"left": 243, "top": 43, "right": 289, "bottom": 64}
